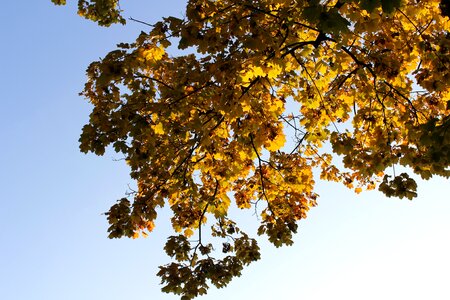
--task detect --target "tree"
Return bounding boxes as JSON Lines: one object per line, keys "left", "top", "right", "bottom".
{"left": 52, "top": 0, "right": 450, "bottom": 298}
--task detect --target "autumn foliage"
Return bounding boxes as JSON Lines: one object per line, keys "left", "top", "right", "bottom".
{"left": 53, "top": 0, "right": 450, "bottom": 298}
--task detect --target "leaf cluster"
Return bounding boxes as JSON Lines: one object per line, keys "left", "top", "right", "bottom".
{"left": 52, "top": 0, "right": 450, "bottom": 298}
{"left": 158, "top": 230, "right": 260, "bottom": 299}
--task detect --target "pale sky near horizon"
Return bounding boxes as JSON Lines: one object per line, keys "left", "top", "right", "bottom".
{"left": 1, "top": 1, "right": 449, "bottom": 300}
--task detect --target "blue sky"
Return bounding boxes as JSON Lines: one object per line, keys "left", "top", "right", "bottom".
{"left": 1, "top": 1, "right": 449, "bottom": 300}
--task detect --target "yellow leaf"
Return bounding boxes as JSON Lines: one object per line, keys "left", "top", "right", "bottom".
{"left": 184, "top": 228, "right": 194, "bottom": 237}
{"left": 267, "top": 63, "right": 282, "bottom": 79}
{"left": 146, "top": 221, "right": 155, "bottom": 232}
{"left": 266, "top": 132, "right": 286, "bottom": 151}
{"left": 252, "top": 66, "right": 265, "bottom": 77}
{"left": 153, "top": 122, "right": 164, "bottom": 134}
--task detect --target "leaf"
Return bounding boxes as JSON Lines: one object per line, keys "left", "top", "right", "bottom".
{"left": 318, "top": 11, "right": 350, "bottom": 34}
{"left": 381, "top": 0, "right": 402, "bottom": 14}
{"left": 360, "top": 0, "right": 381, "bottom": 12}
{"left": 153, "top": 122, "right": 165, "bottom": 134}
{"left": 184, "top": 228, "right": 194, "bottom": 238}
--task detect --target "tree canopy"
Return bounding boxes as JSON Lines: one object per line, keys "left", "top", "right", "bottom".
{"left": 53, "top": 0, "right": 450, "bottom": 298}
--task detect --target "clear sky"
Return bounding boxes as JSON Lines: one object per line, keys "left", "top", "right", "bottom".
{"left": 1, "top": 1, "right": 449, "bottom": 300}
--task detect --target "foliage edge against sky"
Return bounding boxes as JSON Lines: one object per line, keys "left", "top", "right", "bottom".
{"left": 52, "top": 0, "right": 450, "bottom": 298}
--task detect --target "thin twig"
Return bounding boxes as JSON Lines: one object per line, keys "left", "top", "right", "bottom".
{"left": 129, "top": 17, "right": 154, "bottom": 27}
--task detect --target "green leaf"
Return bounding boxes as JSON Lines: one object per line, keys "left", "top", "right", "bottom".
{"left": 318, "top": 10, "right": 350, "bottom": 34}
{"left": 360, "top": 0, "right": 381, "bottom": 12}
{"left": 381, "top": 0, "right": 401, "bottom": 13}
